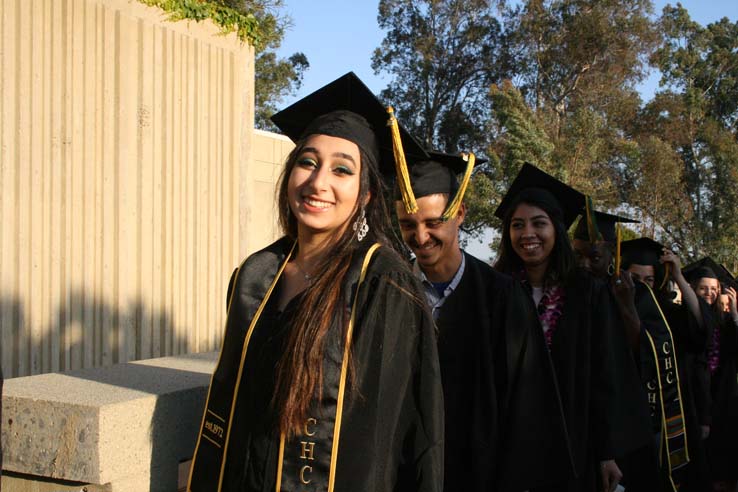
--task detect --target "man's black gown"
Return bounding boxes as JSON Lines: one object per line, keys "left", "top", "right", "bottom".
{"left": 434, "top": 252, "right": 573, "bottom": 492}
{"left": 188, "top": 238, "right": 444, "bottom": 492}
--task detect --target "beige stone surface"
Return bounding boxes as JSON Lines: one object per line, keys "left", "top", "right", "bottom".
{"left": 0, "top": 0, "right": 253, "bottom": 379}
{"left": 1, "top": 352, "right": 218, "bottom": 490}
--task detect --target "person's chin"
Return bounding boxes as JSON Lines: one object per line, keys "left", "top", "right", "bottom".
{"left": 414, "top": 249, "right": 439, "bottom": 266}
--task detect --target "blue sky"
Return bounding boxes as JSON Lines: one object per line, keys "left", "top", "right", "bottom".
{"left": 274, "top": 1, "right": 738, "bottom": 260}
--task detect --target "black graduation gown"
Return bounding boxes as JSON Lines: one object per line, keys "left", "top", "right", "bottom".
{"left": 188, "top": 238, "right": 444, "bottom": 492}
{"left": 634, "top": 291, "right": 710, "bottom": 492}
{"left": 706, "top": 312, "right": 738, "bottom": 479}
{"left": 434, "top": 253, "right": 572, "bottom": 492}
{"left": 537, "top": 269, "right": 652, "bottom": 492}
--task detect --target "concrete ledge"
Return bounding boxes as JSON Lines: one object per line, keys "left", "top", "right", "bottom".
{"left": 1, "top": 352, "right": 218, "bottom": 492}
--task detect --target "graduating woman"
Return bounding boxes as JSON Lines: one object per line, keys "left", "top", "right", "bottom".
{"left": 493, "top": 164, "right": 650, "bottom": 492}
{"left": 683, "top": 259, "right": 738, "bottom": 492}
{"left": 187, "top": 73, "right": 444, "bottom": 492}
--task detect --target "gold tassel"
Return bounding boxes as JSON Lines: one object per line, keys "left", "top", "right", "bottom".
{"left": 442, "top": 152, "right": 475, "bottom": 221}
{"left": 585, "top": 196, "right": 602, "bottom": 243}
{"left": 386, "top": 106, "right": 418, "bottom": 214}
{"left": 615, "top": 223, "right": 621, "bottom": 274}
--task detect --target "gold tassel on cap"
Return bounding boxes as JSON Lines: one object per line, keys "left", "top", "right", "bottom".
{"left": 386, "top": 106, "right": 418, "bottom": 214}
{"left": 442, "top": 152, "right": 475, "bottom": 221}
{"left": 585, "top": 196, "right": 602, "bottom": 243}
{"left": 615, "top": 222, "right": 622, "bottom": 274}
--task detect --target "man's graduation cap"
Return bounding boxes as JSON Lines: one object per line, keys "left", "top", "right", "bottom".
{"left": 270, "top": 71, "right": 428, "bottom": 208}
{"left": 683, "top": 257, "right": 738, "bottom": 290}
{"left": 573, "top": 209, "right": 639, "bottom": 243}
{"left": 494, "top": 163, "right": 585, "bottom": 229}
{"left": 396, "top": 150, "right": 485, "bottom": 220}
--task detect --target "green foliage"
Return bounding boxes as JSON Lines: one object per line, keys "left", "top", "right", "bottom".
{"left": 640, "top": 4, "right": 738, "bottom": 264}
{"left": 489, "top": 80, "right": 554, "bottom": 177}
{"left": 139, "top": 0, "right": 262, "bottom": 46}
{"left": 373, "top": 0, "right": 504, "bottom": 152}
{"left": 255, "top": 51, "right": 309, "bottom": 130}
{"left": 375, "top": 0, "right": 736, "bottom": 266}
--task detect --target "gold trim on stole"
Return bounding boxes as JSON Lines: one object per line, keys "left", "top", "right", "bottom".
{"left": 642, "top": 284, "right": 690, "bottom": 488}
{"left": 187, "top": 241, "right": 297, "bottom": 492}
{"left": 274, "top": 242, "right": 382, "bottom": 492}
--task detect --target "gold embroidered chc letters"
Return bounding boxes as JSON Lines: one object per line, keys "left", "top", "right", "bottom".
{"left": 661, "top": 341, "right": 676, "bottom": 385}
{"left": 300, "top": 441, "right": 315, "bottom": 460}
{"left": 299, "top": 417, "right": 318, "bottom": 485}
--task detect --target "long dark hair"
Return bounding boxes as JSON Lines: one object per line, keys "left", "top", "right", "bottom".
{"left": 494, "top": 189, "right": 576, "bottom": 285}
{"left": 272, "top": 138, "right": 394, "bottom": 437}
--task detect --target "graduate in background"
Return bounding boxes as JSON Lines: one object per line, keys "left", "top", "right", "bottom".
{"left": 572, "top": 212, "right": 659, "bottom": 492}
{"left": 394, "top": 153, "right": 572, "bottom": 491}
{"left": 572, "top": 210, "right": 642, "bottom": 349}
{"left": 621, "top": 239, "right": 710, "bottom": 492}
{"left": 683, "top": 258, "right": 738, "bottom": 492}
{"left": 493, "top": 163, "right": 649, "bottom": 492}
{"left": 187, "top": 73, "right": 444, "bottom": 492}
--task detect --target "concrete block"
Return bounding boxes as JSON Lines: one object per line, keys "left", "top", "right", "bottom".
{"left": 1, "top": 352, "right": 219, "bottom": 491}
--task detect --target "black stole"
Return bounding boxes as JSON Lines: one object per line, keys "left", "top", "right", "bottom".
{"left": 188, "top": 238, "right": 381, "bottom": 492}
{"left": 635, "top": 283, "right": 689, "bottom": 489}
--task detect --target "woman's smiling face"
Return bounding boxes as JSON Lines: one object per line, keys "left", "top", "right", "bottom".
{"left": 509, "top": 203, "right": 556, "bottom": 269}
{"left": 287, "top": 134, "right": 363, "bottom": 238}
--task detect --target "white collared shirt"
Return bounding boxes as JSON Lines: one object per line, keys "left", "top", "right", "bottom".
{"left": 413, "top": 252, "right": 466, "bottom": 320}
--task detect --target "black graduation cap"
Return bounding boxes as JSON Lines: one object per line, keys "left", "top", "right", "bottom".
{"left": 494, "top": 163, "right": 585, "bottom": 229}
{"left": 621, "top": 237, "right": 665, "bottom": 268}
{"left": 573, "top": 210, "right": 639, "bottom": 243}
{"left": 270, "top": 71, "right": 428, "bottom": 183}
{"left": 621, "top": 237, "right": 672, "bottom": 290}
{"left": 396, "top": 151, "right": 486, "bottom": 220}
{"left": 683, "top": 257, "right": 738, "bottom": 290}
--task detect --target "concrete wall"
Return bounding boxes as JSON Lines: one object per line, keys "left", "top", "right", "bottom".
{"left": 0, "top": 0, "right": 290, "bottom": 379}
{"left": 247, "top": 129, "right": 296, "bottom": 251}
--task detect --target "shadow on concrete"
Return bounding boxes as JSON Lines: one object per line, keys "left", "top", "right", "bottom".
{"left": 0, "top": 291, "right": 221, "bottom": 492}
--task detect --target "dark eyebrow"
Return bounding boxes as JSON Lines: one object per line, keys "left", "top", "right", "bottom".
{"left": 333, "top": 152, "right": 357, "bottom": 167}
{"left": 299, "top": 147, "right": 357, "bottom": 167}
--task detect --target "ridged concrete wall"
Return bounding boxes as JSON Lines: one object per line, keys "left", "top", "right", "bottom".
{"left": 0, "top": 0, "right": 283, "bottom": 378}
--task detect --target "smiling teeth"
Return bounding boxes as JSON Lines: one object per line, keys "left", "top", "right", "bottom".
{"left": 522, "top": 244, "right": 540, "bottom": 251}
{"left": 305, "top": 198, "right": 331, "bottom": 209}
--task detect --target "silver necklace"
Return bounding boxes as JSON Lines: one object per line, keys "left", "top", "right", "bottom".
{"left": 294, "top": 259, "right": 313, "bottom": 282}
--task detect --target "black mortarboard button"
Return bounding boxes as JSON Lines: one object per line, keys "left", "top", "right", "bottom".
{"left": 270, "top": 72, "right": 428, "bottom": 178}
{"left": 683, "top": 257, "right": 737, "bottom": 290}
{"left": 573, "top": 210, "right": 640, "bottom": 243}
{"left": 494, "top": 163, "right": 585, "bottom": 229}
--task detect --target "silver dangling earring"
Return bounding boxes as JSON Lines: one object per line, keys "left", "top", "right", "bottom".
{"left": 353, "top": 207, "right": 369, "bottom": 242}
{"left": 608, "top": 260, "right": 616, "bottom": 276}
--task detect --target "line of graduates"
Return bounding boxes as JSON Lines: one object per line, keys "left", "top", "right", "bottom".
{"left": 186, "top": 72, "right": 737, "bottom": 492}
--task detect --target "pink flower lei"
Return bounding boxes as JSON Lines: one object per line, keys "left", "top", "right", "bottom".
{"left": 538, "top": 285, "right": 566, "bottom": 350}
